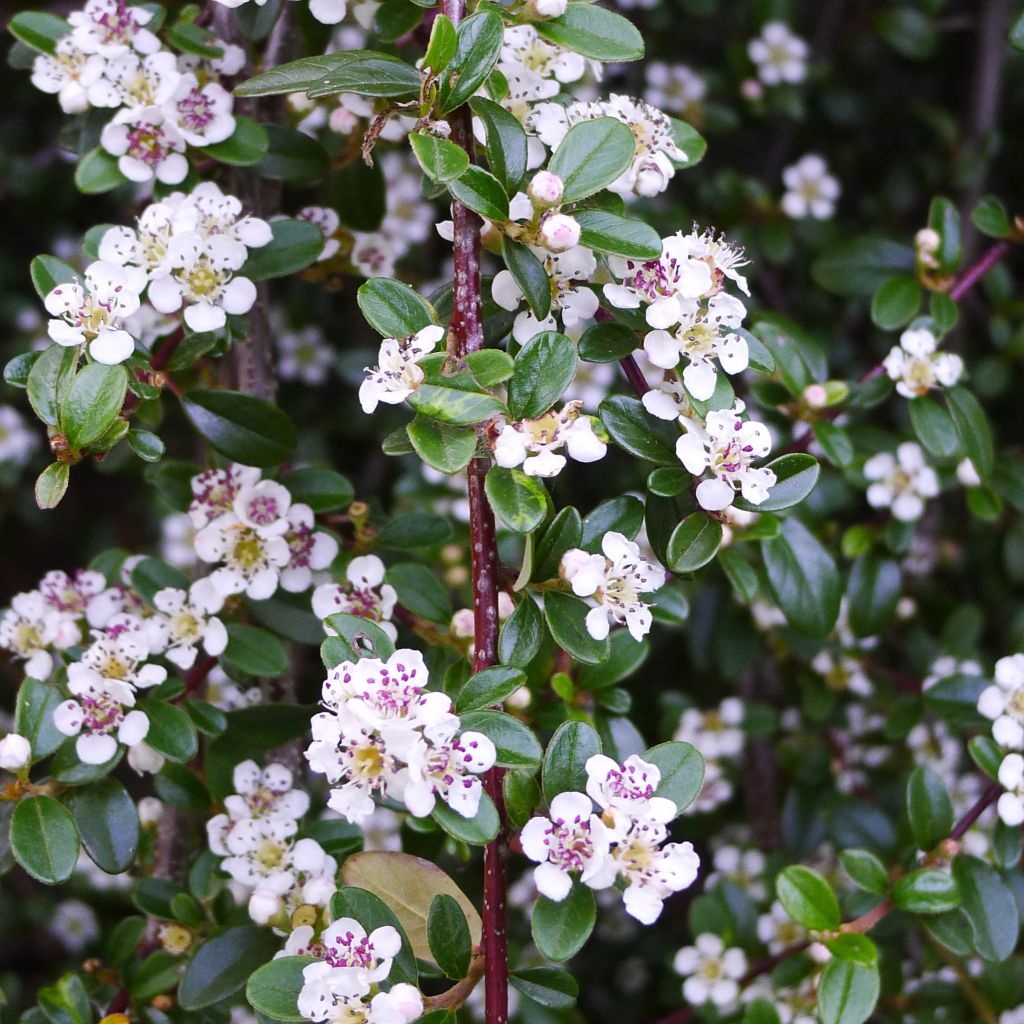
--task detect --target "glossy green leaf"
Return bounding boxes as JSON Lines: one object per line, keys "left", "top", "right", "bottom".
{"left": 178, "top": 926, "right": 279, "bottom": 1009}
{"left": 531, "top": 884, "right": 596, "bottom": 962}
{"left": 10, "top": 795, "right": 80, "bottom": 884}
{"left": 775, "top": 865, "right": 841, "bottom": 930}
{"left": 485, "top": 467, "right": 548, "bottom": 533}
{"left": 548, "top": 117, "right": 636, "bottom": 203}
{"left": 535, "top": 5, "right": 644, "bottom": 62}
{"left": 236, "top": 50, "right": 422, "bottom": 99}
{"left": 66, "top": 779, "right": 139, "bottom": 874}
{"left": 427, "top": 894, "right": 472, "bottom": 978}
{"left": 542, "top": 720, "right": 601, "bottom": 801}
{"left": 574, "top": 210, "right": 662, "bottom": 260}
{"left": 762, "top": 518, "right": 841, "bottom": 637}
{"left": 508, "top": 331, "right": 576, "bottom": 420}
{"left": 358, "top": 278, "right": 437, "bottom": 337}
{"left": 241, "top": 218, "right": 325, "bottom": 279}
{"left": 181, "top": 389, "right": 297, "bottom": 467}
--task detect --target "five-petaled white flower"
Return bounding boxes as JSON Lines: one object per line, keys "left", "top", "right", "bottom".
{"left": 100, "top": 104, "right": 188, "bottom": 184}
{"left": 673, "top": 933, "right": 748, "bottom": 1008}
{"left": 864, "top": 442, "right": 938, "bottom": 522}
{"left": 781, "top": 154, "right": 840, "bottom": 221}
{"left": 149, "top": 584, "right": 228, "bottom": 670}
{"left": 312, "top": 555, "right": 399, "bottom": 642}
{"left": 676, "top": 402, "right": 776, "bottom": 512}
{"left": 560, "top": 532, "right": 666, "bottom": 641}
{"left": 494, "top": 403, "right": 607, "bottom": 478}
{"left": 979, "top": 654, "right": 1024, "bottom": 749}
{"left": 44, "top": 261, "right": 141, "bottom": 365}
{"left": 359, "top": 325, "right": 445, "bottom": 414}
{"left": 883, "top": 327, "right": 963, "bottom": 398}
{"left": 747, "top": 21, "right": 808, "bottom": 86}
{"left": 54, "top": 675, "right": 150, "bottom": 765}
{"left": 585, "top": 753, "right": 676, "bottom": 822}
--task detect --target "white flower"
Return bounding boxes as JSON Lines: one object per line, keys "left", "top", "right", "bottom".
{"left": 644, "top": 63, "right": 706, "bottom": 116}
{"left": 907, "top": 719, "right": 961, "bottom": 779}
{"left": 150, "top": 585, "right": 228, "bottom": 670}
{"left": 0, "top": 590, "right": 79, "bottom": 679}
{"left": 494, "top": 403, "right": 606, "bottom": 478}
{"left": 30, "top": 38, "right": 108, "bottom": 114}
{"left": 188, "top": 464, "right": 262, "bottom": 529}
{"left": 561, "top": 532, "right": 665, "bottom": 641}
{"left": 864, "top": 442, "right": 939, "bottom": 522}
{"left": 50, "top": 899, "right": 100, "bottom": 952}
{"left": 359, "top": 325, "right": 444, "bottom": 414}
{"left": 528, "top": 0, "right": 568, "bottom": 17}
{"left": 585, "top": 753, "right": 676, "bottom": 822}
{"left": 997, "top": 753, "right": 1024, "bottom": 827}
{"left": 673, "top": 933, "right": 748, "bottom": 1008}
{"left": 979, "top": 654, "right": 1024, "bottom": 749}
{"left": 706, "top": 845, "right": 767, "bottom": 901}
{"left": 69, "top": 0, "right": 160, "bottom": 57}
{"left": 44, "top": 261, "right": 141, "bottom": 365}
{"left": 673, "top": 698, "right": 745, "bottom": 760}
{"left": 278, "top": 325, "right": 333, "bottom": 385}
{"left": 100, "top": 50, "right": 181, "bottom": 109}
{"left": 351, "top": 233, "right": 396, "bottom": 278}
{"left": 299, "top": 918, "right": 401, "bottom": 999}
{"left": 186, "top": 182, "right": 274, "bottom": 248}
{"left": 492, "top": 246, "right": 599, "bottom": 342}
{"left": 54, "top": 675, "right": 149, "bottom": 765}
{"left": 643, "top": 293, "right": 748, "bottom": 400}
{"left": 676, "top": 402, "right": 776, "bottom": 512}
{"left": 781, "top": 154, "right": 840, "bottom": 221}
{"left": 100, "top": 105, "right": 188, "bottom": 184}
{"left": 71, "top": 614, "right": 168, "bottom": 691}
{"left": 748, "top": 21, "right": 808, "bottom": 86}
{"left": 148, "top": 233, "right": 256, "bottom": 332}
{"left": 0, "top": 733, "right": 31, "bottom": 771}
{"left": 168, "top": 74, "right": 236, "bottom": 146}
{"left": 520, "top": 791, "right": 614, "bottom": 900}
{"left": 811, "top": 649, "right": 873, "bottom": 697}
{"left": 609, "top": 819, "right": 700, "bottom": 924}
{"left": 312, "top": 555, "right": 398, "bottom": 642}
{"left": 194, "top": 517, "right": 292, "bottom": 602}
{"left": 499, "top": 26, "right": 587, "bottom": 88}
{"left": 298, "top": 972, "right": 422, "bottom": 1024}
{"left": 281, "top": 503, "right": 339, "bottom": 593}
{"left": 297, "top": 207, "right": 341, "bottom": 261}
{"left": 401, "top": 721, "right": 496, "bottom": 818}
{"left": 883, "top": 327, "right": 964, "bottom": 398}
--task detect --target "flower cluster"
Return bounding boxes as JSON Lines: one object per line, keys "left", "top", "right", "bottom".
{"left": 521, "top": 753, "right": 699, "bottom": 924}
{"left": 673, "top": 698, "right": 745, "bottom": 814}
{"left": 207, "top": 760, "right": 336, "bottom": 925}
{"left": 31, "top": 0, "right": 242, "bottom": 183}
{"left": 494, "top": 401, "right": 607, "bottom": 478}
{"left": 305, "top": 649, "right": 496, "bottom": 824}
{"left": 358, "top": 325, "right": 445, "bottom": 414}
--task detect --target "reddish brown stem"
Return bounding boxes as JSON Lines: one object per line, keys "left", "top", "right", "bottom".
{"left": 442, "top": 5, "right": 507, "bottom": 1019}
{"left": 183, "top": 655, "right": 217, "bottom": 694}
{"left": 948, "top": 239, "right": 1012, "bottom": 302}
{"left": 950, "top": 780, "right": 1001, "bottom": 840}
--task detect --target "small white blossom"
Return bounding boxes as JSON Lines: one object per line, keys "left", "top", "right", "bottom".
{"left": 54, "top": 675, "right": 150, "bottom": 765}
{"left": 864, "top": 442, "right": 939, "bottom": 522}
{"left": 979, "top": 654, "right": 1024, "bottom": 749}
{"left": 560, "top": 532, "right": 665, "bottom": 641}
{"left": 781, "top": 154, "right": 840, "bottom": 221}
{"left": 312, "top": 555, "right": 398, "bottom": 642}
{"left": 673, "top": 933, "right": 748, "bottom": 1008}
{"left": 494, "top": 403, "right": 607, "bottom": 478}
{"left": 50, "top": 899, "right": 100, "bottom": 952}
{"left": 278, "top": 325, "right": 334, "bottom": 385}
{"left": 150, "top": 585, "right": 228, "bottom": 670}
{"left": 811, "top": 649, "right": 873, "bottom": 697}
{"left": 644, "top": 63, "right": 706, "bottom": 116}
{"left": 30, "top": 38, "right": 108, "bottom": 114}
{"left": 673, "top": 698, "right": 745, "bottom": 759}
{"left": 69, "top": 0, "right": 161, "bottom": 57}
{"left": 585, "top": 753, "right": 676, "bottom": 822}
{"left": 706, "top": 845, "right": 767, "bottom": 901}
{"left": 0, "top": 406, "right": 38, "bottom": 467}
{"left": 609, "top": 818, "right": 700, "bottom": 924}
{"left": 883, "top": 327, "right": 964, "bottom": 398}
{"left": 101, "top": 105, "right": 188, "bottom": 184}
{"left": 297, "top": 206, "right": 341, "bottom": 261}
{"left": 358, "top": 325, "right": 444, "bottom": 414}
{"left": 168, "top": 73, "right": 236, "bottom": 146}
{"left": 748, "top": 22, "right": 808, "bottom": 86}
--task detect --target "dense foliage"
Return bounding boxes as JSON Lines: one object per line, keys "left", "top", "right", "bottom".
{"left": 1, "top": 2, "right": 1023, "bottom": 1024}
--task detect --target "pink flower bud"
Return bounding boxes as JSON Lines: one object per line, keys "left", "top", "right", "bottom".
{"left": 540, "top": 213, "right": 581, "bottom": 252}
{"left": 803, "top": 383, "right": 828, "bottom": 409}
{"left": 528, "top": 171, "right": 565, "bottom": 207}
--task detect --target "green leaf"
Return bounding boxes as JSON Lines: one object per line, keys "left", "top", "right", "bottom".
{"left": 775, "top": 865, "right": 841, "bottom": 930}
{"left": 284, "top": 467, "right": 354, "bottom": 512}
{"left": 8, "top": 12, "right": 70, "bottom": 54}
{"left": 927, "top": 196, "right": 962, "bottom": 272}
{"left": 428, "top": 894, "right": 472, "bottom": 978}
{"left": 972, "top": 195, "right": 1011, "bottom": 239}
{"left": 439, "top": 11, "right": 504, "bottom": 113}
{"left": 535, "top": 5, "right": 644, "bottom": 62}
{"left": 666, "top": 513, "right": 722, "bottom": 573}
{"left": 870, "top": 275, "right": 922, "bottom": 330}
{"left": 66, "top": 779, "right": 139, "bottom": 874}
{"left": 924, "top": 673, "right": 988, "bottom": 726}
{"left": 510, "top": 967, "right": 578, "bottom": 1009}
{"left": 599, "top": 395, "right": 679, "bottom": 465}
{"left": 448, "top": 166, "right": 509, "bottom": 222}
{"left": 543, "top": 591, "right": 609, "bottom": 665}
{"left": 670, "top": 117, "right": 706, "bottom": 165}
{"left": 825, "top": 934, "right": 878, "bottom": 967}
{"left": 241, "top": 218, "right": 325, "bottom": 279}
{"left": 485, "top": 467, "right": 548, "bottom": 533}
{"left": 10, "top": 795, "right": 80, "bottom": 885}
{"left": 508, "top": 331, "right": 577, "bottom": 420}
{"left": 532, "top": 506, "right": 583, "bottom": 582}
{"left": 532, "top": 884, "right": 596, "bottom": 962}
{"left": 906, "top": 766, "right": 954, "bottom": 851}
{"left": 224, "top": 624, "right": 289, "bottom": 676}
{"left": 735, "top": 453, "right": 819, "bottom": 513}
{"left": 945, "top": 386, "right": 994, "bottom": 479}
{"left": 460, "top": 710, "right": 542, "bottom": 768}
{"left": 817, "top": 959, "right": 880, "bottom": 1024}
{"left": 969, "top": 735, "right": 1004, "bottom": 779}
{"left": 181, "top": 389, "right": 297, "bottom": 467}
{"left": 256, "top": 124, "right": 329, "bottom": 182}
{"left": 236, "top": 50, "right": 422, "bottom": 99}
{"left": 423, "top": 13, "right": 457, "bottom": 72}
{"left": 762, "top": 518, "right": 841, "bottom": 637}
{"left": 909, "top": 395, "right": 959, "bottom": 459}
{"left": 35, "top": 463, "right": 70, "bottom": 511}
{"left": 358, "top": 278, "right": 437, "bottom": 337}
{"left": 407, "top": 416, "right": 477, "bottom": 473}
{"left": 501, "top": 238, "right": 551, "bottom": 321}
{"left": 465, "top": 349, "right": 514, "bottom": 387}
{"left": 574, "top": 210, "right": 662, "bottom": 261}
{"left": 456, "top": 666, "right": 527, "bottom": 713}
{"left": 246, "top": 955, "right": 317, "bottom": 1022}
{"left": 178, "top": 926, "right": 279, "bottom": 1009}
{"left": 846, "top": 552, "right": 901, "bottom": 638}
{"left": 138, "top": 700, "right": 199, "bottom": 763}
{"left": 30, "top": 254, "right": 77, "bottom": 302}
{"left": 499, "top": 595, "right": 543, "bottom": 668}
{"left": 199, "top": 116, "right": 269, "bottom": 166}
{"left": 14, "top": 678, "right": 66, "bottom": 760}
{"left": 578, "top": 321, "right": 637, "bottom": 363}
{"left": 385, "top": 562, "right": 452, "bottom": 622}
{"left": 74, "top": 147, "right": 126, "bottom": 194}
{"left": 548, "top": 117, "right": 636, "bottom": 203}
{"left": 322, "top": 613, "right": 395, "bottom": 664}
{"left": 643, "top": 741, "right": 704, "bottom": 814}
{"left": 470, "top": 96, "right": 528, "bottom": 194}
{"left": 432, "top": 791, "right": 500, "bottom": 845}
{"left": 581, "top": 495, "right": 644, "bottom": 550}
{"left": 407, "top": 383, "right": 504, "bottom": 425}
{"left": 892, "top": 869, "right": 960, "bottom": 914}
{"left": 130, "top": 557, "right": 191, "bottom": 605}
{"left": 372, "top": 0, "right": 423, "bottom": 41}
{"left": 811, "top": 238, "right": 916, "bottom": 298}
{"left": 59, "top": 363, "right": 127, "bottom": 450}
{"left": 127, "top": 429, "right": 165, "bottom": 463}
{"left": 410, "top": 133, "right": 470, "bottom": 183}
{"left": 542, "top": 720, "right": 601, "bottom": 801}
{"left": 376, "top": 513, "right": 452, "bottom": 549}
{"left": 952, "top": 854, "right": 1021, "bottom": 962}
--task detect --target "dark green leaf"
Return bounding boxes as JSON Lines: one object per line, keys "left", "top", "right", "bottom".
{"left": 574, "top": 210, "right": 662, "bottom": 260}
{"left": 644, "top": 741, "right": 704, "bottom": 814}
{"left": 181, "top": 389, "right": 296, "bottom": 467}
{"left": 762, "top": 518, "right": 841, "bottom": 637}
{"left": 548, "top": 118, "right": 636, "bottom": 203}
{"left": 236, "top": 50, "right": 422, "bottom": 99}
{"left": 542, "top": 720, "right": 601, "bottom": 801}
{"left": 460, "top": 710, "right": 542, "bottom": 768}
{"left": 178, "top": 926, "right": 280, "bottom": 1009}
{"left": 499, "top": 595, "right": 543, "bottom": 668}
{"left": 470, "top": 96, "right": 528, "bottom": 193}
{"left": 531, "top": 884, "right": 596, "bottom": 962}
{"left": 501, "top": 238, "right": 551, "bottom": 321}
{"left": 10, "top": 796, "right": 80, "bottom": 884}
{"left": 224, "top": 624, "right": 289, "bottom": 676}
{"left": 241, "top": 218, "right": 325, "bottom": 279}
{"left": 485, "top": 467, "right": 548, "bottom": 533}
{"left": 439, "top": 11, "right": 504, "bottom": 113}
{"left": 952, "top": 855, "right": 1021, "bottom": 962}
{"left": 448, "top": 166, "right": 509, "bottom": 222}
{"left": 456, "top": 666, "right": 528, "bottom": 713}
{"left": 817, "top": 959, "right": 880, "bottom": 1024}
{"left": 66, "top": 778, "right": 139, "bottom": 874}
{"left": 775, "top": 865, "right": 841, "bottom": 930}
{"left": 427, "top": 894, "right": 472, "bottom": 978}
{"left": 536, "top": 6, "right": 644, "bottom": 62}
{"left": 666, "top": 513, "right": 722, "bottom": 573}
{"left": 358, "top": 278, "right": 437, "bottom": 337}
{"left": 510, "top": 967, "right": 579, "bottom": 1009}
{"left": 508, "top": 331, "right": 576, "bottom": 420}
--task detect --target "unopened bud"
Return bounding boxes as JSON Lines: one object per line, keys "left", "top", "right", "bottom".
{"left": 291, "top": 904, "right": 319, "bottom": 929}
{"left": 914, "top": 228, "right": 941, "bottom": 255}
{"left": 329, "top": 107, "right": 360, "bottom": 135}
{"left": 528, "top": 0, "right": 568, "bottom": 17}
{"left": 539, "top": 213, "right": 581, "bottom": 253}
{"left": 137, "top": 796, "right": 163, "bottom": 826}
{"left": 451, "top": 608, "right": 475, "bottom": 638}
{"left": 0, "top": 733, "right": 31, "bottom": 771}
{"left": 560, "top": 547, "right": 592, "bottom": 582}
{"left": 528, "top": 171, "right": 564, "bottom": 208}
{"left": 803, "top": 383, "right": 828, "bottom": 409}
